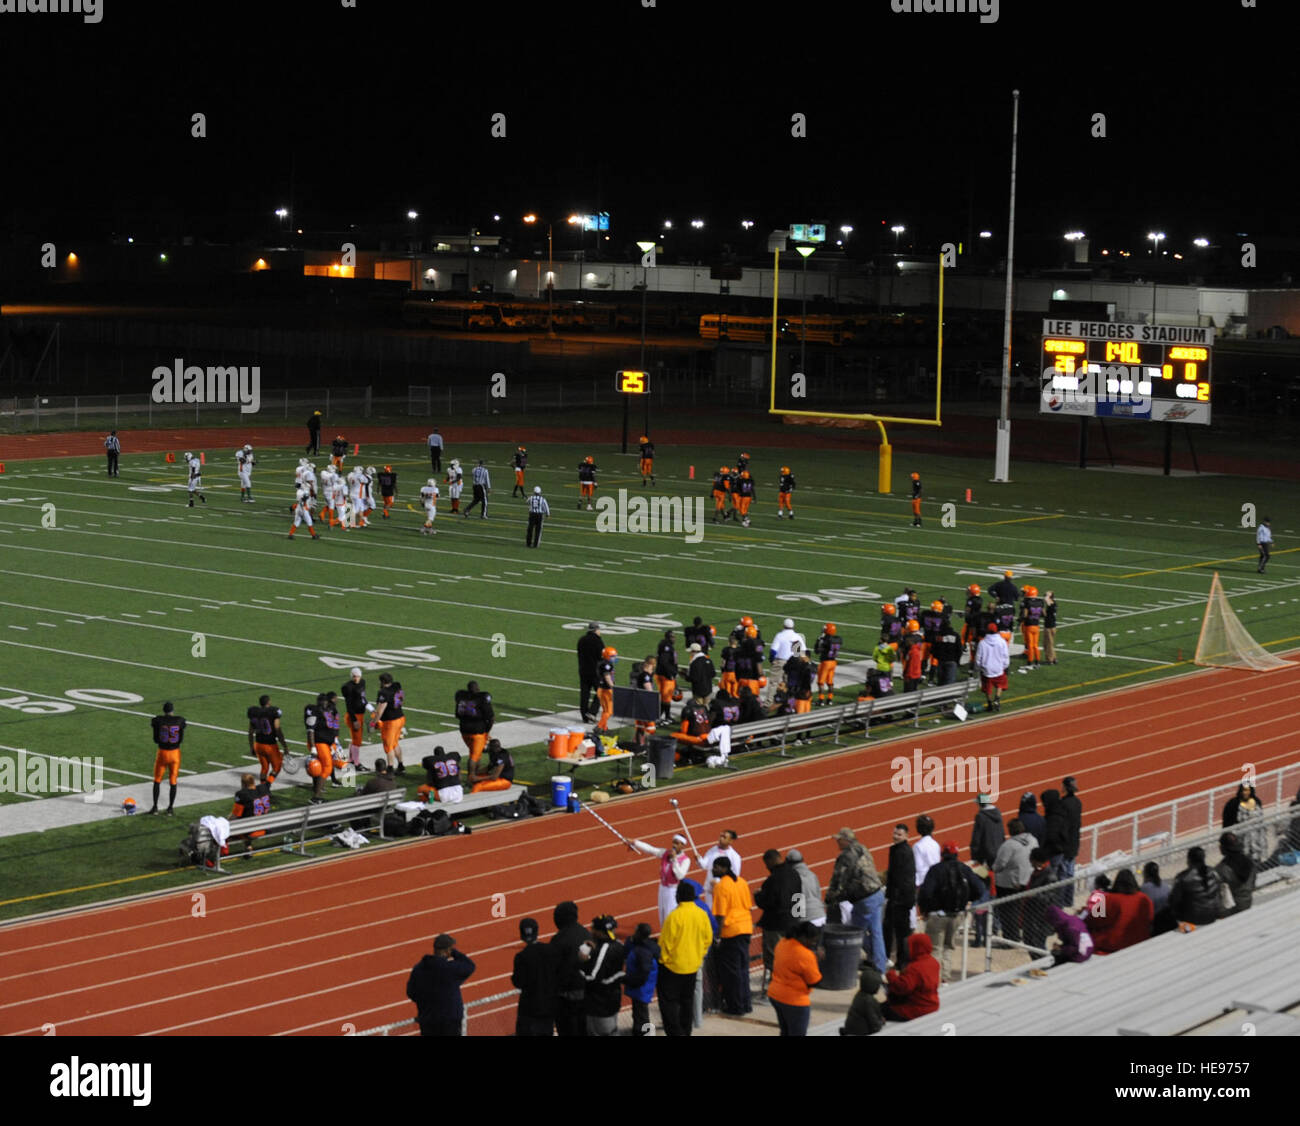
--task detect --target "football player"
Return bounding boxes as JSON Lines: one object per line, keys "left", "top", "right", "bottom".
{"left": 371, "top": 672, "right": 407, "bottom": 775}
{"left": 377, "top": 464, "right": 397, "bottom": 518}
{"left": 814, "top": 623, "right": 841, "bottom": 705}
{"left": 340, "top": 668, "right": 372, "bottom": 768}
{"left": 512, "top": 446, "right": 528, "bottom": 498}
{"left": 331, "top": 433, "right": 348, "bottom": 470}
{"left": 236, "top": 443, "right": 255, "bottom": 503}
{"left": 1019, "top": 584, "right": 1045, "bottom": 669}
{"left": 777, "top": 466, "right": 795, "bottom": 519}
{"left": 733, "top": 469, "right": 755, "bottom": 527}
{"left": 639, "top": 436, "right": 655, "bottom": 486}
{"left": 910, "top": 471, "right": 922, "bottom": 527}
{"left": 287, "top": 483, "right": 319, "bottom": 539}
{"left": 420, "top": 477, "right": 440, "bottom": 535}
{"left": 184, "top": 452, "right": 205, "bottom": 507}
{"left": 347, "top": 467, "right": 368, "bottom": 528}
{"left": 577, "top": 455, "right": 598, "bottom": 511}
{"left": 446, "top": 458, "right": 464, "bottom": 514}
{"left": 246, "top": 694, "right": 288, "bottom": 783}
{"left": 711, "top": 465, "right": 732, "bottom": 523}
{"left": 595, "top": 647, "right": 617, "bottom": 732}
{"left": 359, "top": 465, "right": 377, "bottom": 523}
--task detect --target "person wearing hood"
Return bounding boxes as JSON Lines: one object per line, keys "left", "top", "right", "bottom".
{"left": 992, "top": 818, "right": 1036, "bottom": 944}
{"left": 1059, "top": 776, "right": 1083, "bottom": 902}
{"left": 1085, "top": 868, "right": 1153, "bottom": 953}
{"left": 882, "top": 933, "right": 940, "bottom": 1020}
{"left": 783, "top": 848, "right": 828, "bottom": 927}
{"left": 405, "top": 933, "right": 475, "bottom": 1036}
{"left": 1169, "top": 847, "right": 1224, "bottom": 928}
{"left": 1045, "top": 905, "right": 1094, "bottom": 965}
{"left": 1017, "top": 791, "right": 1046, "bottom": 846}
{"left": 1215, "top": 832, "right": 1256, "bottom": 916}
{"left": 657, "top": 880, "right": 714, "bottom": 1037}
{"left": 623, "top": 922, "right": 660, "bottom": 1036}
{"left": 968, "top": 795, "right": 1003, "bottom": 944}
{"left": 1041, "top": 789, "right": 1071, "bottom": 904}
{"left": 580, "top": 915, "right": 627, "bottom": 1036}
{"left": 549, "top": 900, "right": 591, "bottom": 1037}
{"left": 841, "top": 961, "right": 886, "bottom": 1036}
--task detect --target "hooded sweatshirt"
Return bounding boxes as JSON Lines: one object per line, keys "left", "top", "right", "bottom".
{"left": 992, "top": 831, "right": 1037, "bottom": 890}
{"left": 1046, "top": 905, "right": 1093, "bottom": 962}
{"left": 785, "top": 855, "right": 828, "bottom": 923}
{"left": 883, "top": 933, "right": 940, "bottom": 1020}
{"left": 1018, "top": 795, "right": 1047, "bottom": 846}
{"left": 1086, "top": 890, "right": 1154, "bottom": 952}
{"left": 550, "top": 902, "right": 591, "bottom": 998}
{"left": 969, "top": 804, "right": 1005, "bottom": 867}
{"left": 843, "top": 962, "right": 886, "bottom": 1036}
{"left": 1041, "top": 789, "right": 1069, "bottom": 856}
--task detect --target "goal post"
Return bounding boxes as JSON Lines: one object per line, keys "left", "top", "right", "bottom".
{"left": 1193, "top": 572, "right": 1290, "bottom": 672}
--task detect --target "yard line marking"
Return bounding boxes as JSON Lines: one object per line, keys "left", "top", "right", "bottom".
{"left": 35, "top": 622, "right": 57, "bottom": 628}
{"left": 299, "top": 593, "right": 320, "bottom": 599}
{"left": 251, "top": 599, "right": 273, "bottom": 605}
{"left": 119, "top": 612, "right": 141, "bottom": 618}
{"left": 173, "top": 607, "right": 192, "bottom": 612}
{"left": 10, "top": 626, "right": 29, "bottom": 631}
{"left": 147, "top": 610, "right": 167, "bottom": 616}
{"left": 275, "top": 596, "right": 296, "bottom": 602}
{"left": 0, "top": 682, "right": 247, "bottom": 737}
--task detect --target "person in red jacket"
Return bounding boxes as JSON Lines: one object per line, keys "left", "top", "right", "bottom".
{"left": 1084, "top": 867, "right": 1154, "bottom": 953}
{"left": 882, "top": 932, "right": 940, "bottom": 1021}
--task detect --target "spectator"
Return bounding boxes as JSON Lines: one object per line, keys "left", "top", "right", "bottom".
{"left": 1041, "top": 788, "right": 1070, "bottom": 903}
{"left": 767, "top": 920, "right": 823, "bottom": 1036}
{"left": 711, "top": 856, "right": 755, "bottom": 1015}
{"left": 841, "top": 961, "right": 886, "bottom": 1037}
{"left": 511, "top": 917, "right": 557, "bottom": 1037}
{"left": 826, "top": 828, "right": 887, "bottom": 974}
{"left": 1169, "top": 847, "right": 1224, "bottom": 929}
{"left": 884, "top": 823, "right": 916, "bottom": 969}
{"left": 1045, "top": 905, "right": 1094, "bottom": 966}
{"left": 700, "top": 828, "right": 742, "bottom": 908}
{"left": 360, "top": 758, "right": 396, "bottom": 795}
{"left": 1222, "top": 781, "right": 1263, "bottom": 827}
{"left": 912, "top": 814, "right": 941, "bottom": 930}
{"left": 623, "top": 922, "right": 660, "bottom": 1036}
{"left": 1141, "top": 861, "right": 1172, "bottom": 924}
{"left": 405, "top": 933, "right": 475, "bottom": 1037}
{"left": 1223, "top": 782, "right": 1269, "bottom": 864}
{"left": 685, "top": 643, "right": 716, "bottom": 703}
{"left": 580, "top": 915, "right": 627, "bottom": 1036}
{"left": 1272, "top": 787, "right": 1300, "bottom": 863}
{"left": 754, "top": 848, "right": 801, "bottom": 983}
{"left": 577, "top": 623, "right": 604, "bottom": 723}
{"left": 969, "top": 793, "right": 1004, "bottom": 940}
{"left": 658, "top": 882, "right": 714, "bottom": 1037}
{"left": 992, "top": 817, "right": 1036, "bottom": 944}
{"left": 1086, "top": 868, "right": 1154, "bottom": 953}
{"left": 549, "top": 901, "right": 591, "bottom": 1037}
{"left": 1043, "top": 591, "right": 1058, "bottom": 665}
{"left": 1023, "top": 847, "right": 1056, "bottom": 952}
{"left": 916, "top": 841, "right": 984, "bottom": 983}
{"left": 783, "top": 848, "right": 827, "bottom": 928}
{"left": 1017, "top": 791, "right": 1046, "bottom": 846}
{"left": 1216, "top": 832, "right": 1256, "bottom": 916}
{"left": 1059, "top": 777, "right": 1083, "bottom": 900}
{"left": 882, "top": 933, "right": 940, "bottom": 1021}
{"left": 680, "top": 877, "right": 718, "bottom": 1027}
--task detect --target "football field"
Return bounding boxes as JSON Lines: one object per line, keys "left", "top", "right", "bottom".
{"left": 0, "top": 434, "right": 1296, "bottom": 916}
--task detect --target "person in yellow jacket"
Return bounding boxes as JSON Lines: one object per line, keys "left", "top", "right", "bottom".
{"left": 657, "top": 882, "right": 714, "bottom": 1036}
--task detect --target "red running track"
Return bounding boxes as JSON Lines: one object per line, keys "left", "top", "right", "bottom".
{"left": 2, "top": 658, "right": 1298, "bottom": 1037}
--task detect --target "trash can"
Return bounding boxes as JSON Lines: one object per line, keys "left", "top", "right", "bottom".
{"left": 646, "top": 735, "right": 676, "bottom": 782}
{"left": 818, "top": 924, "right": 865, "bottom": 991}
{"left": 550, "top": 774, "right": 573, "bottom": 810}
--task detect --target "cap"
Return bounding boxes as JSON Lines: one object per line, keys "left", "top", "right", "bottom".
{"left": 941, "top": 841, "right": 960, "bottom": 857}
{"left": 834, "top": 827, "right": 857, "bottom": 842}
{"left": 786, "top": 848, "right": 803, "bottom": 863}
{"left": 433, "top": 934, "right": 456, "bottom": 951}
{"left": 783, "top": 618, "right": 794, "bottom": 628}
{"left": 350, "top": 667, "right": 362, "bottom": 678}
{"left": 588, "top": 621, "right": 599, "bottom": 630}
{"left": 688, "top": 643, "right": 702, "bottom": 652}
{"left": 977, "top": 793, "right": 994, "bottom": 805}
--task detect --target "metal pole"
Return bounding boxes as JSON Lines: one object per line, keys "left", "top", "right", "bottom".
{"left": 547, "top": 224, "right": 554, "bottom": 337}
{"left": 993, "top": 89, "right": 1020, "bottom": 483}
{"left": 800, "top": 254, "right": 808, "bottom": 377}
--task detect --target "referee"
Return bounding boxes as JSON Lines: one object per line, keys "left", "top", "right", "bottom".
{"left": 526, "top": 485, "right": 550, "bottom": 547}
{"left": 428, "top": 428, "right": 444, "bottom": 473}
{"left": 464, "top": 459, "right": 491, "bottom": 519}
{"left": 104, "top": 430, "right": 121, "bottom": 477}
{"left": 1257, "top": 517, "right": 1273, "bottom": 574}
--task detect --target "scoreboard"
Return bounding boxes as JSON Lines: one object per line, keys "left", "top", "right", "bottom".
{"left": 1039, "top": 319, "right": 1214, "bottom": 425}
{"left": 616, "top": 370, "right": 649, "bottom": 394}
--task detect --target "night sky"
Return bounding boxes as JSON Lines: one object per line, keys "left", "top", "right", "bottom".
{"left": 3, "top": 0, "right": 1296, "bottom": 267}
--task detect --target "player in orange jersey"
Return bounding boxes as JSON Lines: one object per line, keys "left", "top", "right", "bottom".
{"left": 711, "top": 466, "right": 732, "bottom": 523}
{"left": 639, "top": 436, "right": 656, "bottom": 485}
{"left": 777, "top": 466, "right": 796, "bottom": 519}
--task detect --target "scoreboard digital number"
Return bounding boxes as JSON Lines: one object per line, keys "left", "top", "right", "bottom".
{"left": 616, "top": 370, "right": 649, "bottom": 394}
{"left": 1039, "top": 319, "right": 1214, "bottom": 425}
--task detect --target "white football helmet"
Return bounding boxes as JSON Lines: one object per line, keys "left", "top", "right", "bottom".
{"left": 184, "top": 452, "right": 192, "bottom": 462}
{"left": 244, "top": 443, "right": 253, "bottom": 452}
{"left": 428, "top": 478, "right": 438, "bottom": 487}
{"left": 299, "top": 457, "right": 309, "bottom": 467}
{"left": 366, "top": 466, "right": 376, "bottom": 477}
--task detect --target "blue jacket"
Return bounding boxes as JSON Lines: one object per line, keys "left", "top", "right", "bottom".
{"left": 622, "top": 937, "right": 660, "bottom": 1002}
{"left": 681, "top": 877, "right": 719, "bottom": 939}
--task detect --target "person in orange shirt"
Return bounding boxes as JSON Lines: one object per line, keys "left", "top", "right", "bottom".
{"left": 910, "top": 471, "right": 922, "bottom": 527}
{"left": 638, "top": 436, "right": 655, "bottom": 486}
{"left": 767, "top": 921, "right": 823, "bottom": 1036}
{"left": 595, "top": 647, "right": 617, "bottom": 732}
{"left": 711, "top": 466, "right": 732, "bottom": 523}
{"left": 710, "top": 856, "right": 755, "bottom": 1015}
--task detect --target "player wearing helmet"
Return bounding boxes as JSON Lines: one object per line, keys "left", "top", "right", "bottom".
{"left": 814, "top": 623, "right": 842, "bottom": 704}
{"left": 371, "top": 672, "right": 408, "bottom": 774}
{"left": 419, "top": 477, "right": 440, "bottom": 534}
{"left": 777, "top": 466, "right": 796, "bottom": 519}
{"left": 733, "top": 469, "right": 756, "bottom": 527}
{"left": 711, "top": 465, "right": 733, "bottom": 523}
{"left": 236, "top": 443, "right": 255, "bottom": 503}
{"left": 595, "top": 647, "right": 618, "bottom": 731}
{"left": 577, "top": 456, "right": 598, "bottom": 510}
{"left": 736, "top": 452, "right": 750, "bottom": 474}
{"left": 453, "top": 680, "right": 494, "bottom": 767}
{"left": 377, "top": 464, "right": 397, "bottom": 518}
{"left": 962, "top": 584, "right": 983, "bottom": 650}
{"left": 902, "top": 620, "right": 926, "bottom": 691}
{"left": 287, "top": 483, "right": 319, "bottom": 539}
{"left": 1019, "top": 585, "right": 1045, "bottom": 669}
{"left": 880, "top": 601, "right": 903, "bottom": 645}
{"left": 184, "top": 452, "right": 205, "bottom": 507}
{"left": 359, "top": 466, "right": 377, "bottom": 522}
{"left": 346, "top": 467, "right": 368, "bottom": 529}
{"left": 512, "top": 446, "right": 528, "bottom": 498}
{"left": 639, "top": 436, "right": 655, "bottom": 486}
{"left": 910, "top": 471, "right": 922, "bottom": 527}
{"left": 920, "top": 600, "right": 946, "bottom": 680}
{"left": 734, "top": 626, "right": 764, "bottom": 698}
{"left": 331, "top": 433, "right": 348, "bottom": 470}
{"left": 445, "top": 458, "right": 464, "bottom": 513}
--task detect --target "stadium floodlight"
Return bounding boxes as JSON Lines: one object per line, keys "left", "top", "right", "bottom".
{"left": 407, "top": 210, "right": 419, "bottom": 220}
{"left": 1064, "top": 231, "right": 1085, "bottom": 241}
{"left": 691, "top": 219, "right": 704, "bottom": 229}
{"left": 1193, "top": 237, "right": 1209, "bottom": 248}
{"left": 979, "top": 230, "right": 992, "bottom": 238}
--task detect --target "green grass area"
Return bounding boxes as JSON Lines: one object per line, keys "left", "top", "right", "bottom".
{"left": 0, "top": 435, "right": 1296, "bottom": 919}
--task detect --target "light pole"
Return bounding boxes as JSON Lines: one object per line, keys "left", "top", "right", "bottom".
{"left": 891, "top": 224, "right": 905, "bottom": 254}
{"left": 569, "top": 215, "right": 584, "bottom": 297}
{"left": 796, "top": 244, "right": 815, "bottom": 377}
{"left": 636, "top": 239, "right": 656, "bottom": 450}
{"left": 1147, "top": 231, "right": 1166, "bottom": 323}
{"left": 523, "top": 214, "right": 557, "bottom": 335}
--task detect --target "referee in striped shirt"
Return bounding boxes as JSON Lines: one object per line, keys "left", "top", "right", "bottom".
{"left": 104, "top": 430, "right": 121, "bottom": 477}
{"left": 464, "top": 459, "right": 491, "bottom": 519}
{"left": 526, "top": 486, "right": 550, "bottom": 547}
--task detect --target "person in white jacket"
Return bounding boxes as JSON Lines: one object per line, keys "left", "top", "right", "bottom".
{"left": 974, "top": 622, "right": 1010, "bottom": 712}
{"left": 631, "top": 834, "right": 694, "bottom": 924}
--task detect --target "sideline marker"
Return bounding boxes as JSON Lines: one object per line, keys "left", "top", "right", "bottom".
{"left": 165, "top": 452, "right": 175, "bottom": 463}
{"left": 688, "top": 465, "right": 694, "bottom": 480}
{"left": 965, "top": 488, "right": 973, "bottom": 503}
{"left": 354, "top": 443, "right": 360, "bottom": 456}
{"left": 200, "top": 451, "right": 206, "bottom": 465}
{"left": 0, "top": 463, "right": 5, "bottom": 474}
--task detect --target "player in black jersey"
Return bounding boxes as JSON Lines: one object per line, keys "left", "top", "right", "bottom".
{"left": 372, "top": 673, "right": 407, "bottom": 775}
{"left": 340, "top": 668, "right": 371, "bottom": 770}
{"left": 149, "top": 702, "right": 186, "bottom": 815}
{"left": 512, "top": 446, "right": 528, "bottom": 497}
{"left": 639, "top": 437, "right": 656, "bottom": 485}
{"left": 247, "top": 695, "right": 288, "bottom": 784}
{"left": 231, "top": 773, "right": 272, "bottom": 854}
{"left": 377, "top": 465, "right": 397, "bottom": 519}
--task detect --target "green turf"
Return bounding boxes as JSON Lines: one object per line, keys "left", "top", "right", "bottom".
{"left": 0, "top": 437, "right": 1296, "bottom": 918}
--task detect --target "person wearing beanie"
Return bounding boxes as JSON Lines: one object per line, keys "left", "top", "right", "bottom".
{"left": 826, "top": 827, "right": 887, "bottom": 975}
{"left": 512, "top": 917, "right": 558, "bottom": 1037}
{"left": 405, "top": 934, "right": 475, "bottom": 1036}
{"left": 548, "top": 901, "right": 591, "bottom": 1037}
{"left": 580, "top": 915, "right": 627, "bottom": 1036}
{"left": 1017, "top": 791, "right": 1046, "bottom": 847}
{"left": 783, "top": 848, "right": 827, "bottom": 927}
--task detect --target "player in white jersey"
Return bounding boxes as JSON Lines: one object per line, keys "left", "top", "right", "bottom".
{"left": 419, "top": 478, "right": 440, "bottom": 535}
{"left": 184, "top": 452, "right": 206, "bottom": 507}
{"left": 360, "top": 466, "right": 377, "bottom": 521}
{"left": 236, "top": 444, "right": 255, "bottom": 503}
{"left": 445, "top": 458, "right": 464, "bottom": 514}
{"left": 287, "top": 486, "right": 319, "bottom": 539}
{"left": 330, "top": 471, "right": 351, "bottom": 530}
{"left": 346, "top": 468, "right": 368, "bottom": 528}
{"left": 317, "top": 467, "right": 337, "bottom": 527}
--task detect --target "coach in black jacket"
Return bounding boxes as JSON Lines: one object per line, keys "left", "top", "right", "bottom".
{"left": 549, "top": 901, "right": 591, "bottom": 1037}
{"left": 885, "top": 824, "right": 917, "bottom": 968}
{"left": 577, "top": 624, "right": 604, "bottom": 722}
{"left": 511, "top": 917, "right": 557, "bottom": 1037}
{"left": 753, "top": 849, "right": 802, "bottom": 976}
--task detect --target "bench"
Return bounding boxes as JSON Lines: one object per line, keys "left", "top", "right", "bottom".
{"left": 417, "top": 782, "right": 527, "bottom": 816}
{"left": 210, "top": 791, "right": 406, "bottom": 872}
{"left": 728, "top": 679, "right": 978, "bottom": 757}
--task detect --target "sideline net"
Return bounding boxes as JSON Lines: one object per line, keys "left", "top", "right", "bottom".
{"left": 1193, "top": 571, "right": 1289, "bottom": 672}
